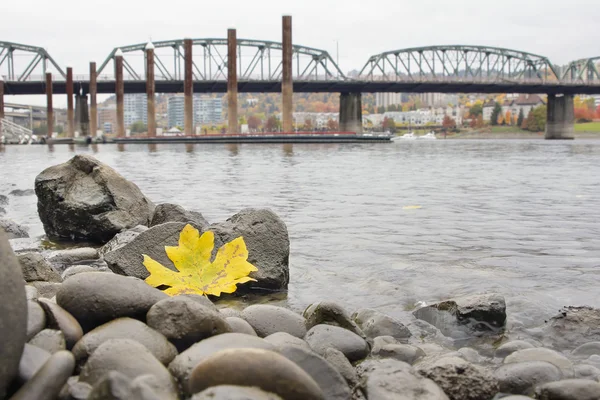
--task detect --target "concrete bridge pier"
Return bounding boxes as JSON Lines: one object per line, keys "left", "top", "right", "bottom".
{"left": 0, "top": 76, "right": 4, "bottom": 136}
{"left": 75, "top": 94, "right": 90, "bottom": 137}
{"left": 146, "top": 42, "right": 156, "bottom": 137}
{"left": 545, "top": 94, "right": 575, "bottom": 140}
{"left": 66, "top": 67, "right": 74, "bottom": 138}
{"left": 115, "top": 49, "right": 125, "bottom": 138}
{"left": 339, "top": 92, "right": 363, "bottom": 134}
{"left": 45, "top": 73, "right": 53, "bottom": 138}
{"left": 184, "top": 38, "right": 193, "bottom": 136}
{"left": 89, "top": 62, "right": 98, "bottom": 136}
{"left": 282, "top": 15, "right": 293, "bottom": 132}
{"left": 227, "top": 29, "right": 238, "bottom": 134}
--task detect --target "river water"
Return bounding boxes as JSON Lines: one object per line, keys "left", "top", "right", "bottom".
{"left": 1, "top": 140, "right": 599, "bottom": 333}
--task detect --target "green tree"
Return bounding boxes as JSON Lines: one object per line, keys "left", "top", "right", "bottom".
{"left": 517, "top": 108, "right": 525, "bottom": 128}
{"left": 377, "top": 106, "right": 385, "bottom": 114}
{"left": 490, "top": 103, "right": 502, "bottom": 126}
{"left": 532, "top": 105, "right": 547, "bottom": 132}
{"left": 524, "top": 110, "right": 538, "bottom": 132}
{"left": 382, "top": 117, "right": 396, "bottom": 133}
{"left": 469, "top": 103, "right": 483, "bottom": 118}
{"left": 130, "top": 121, "right": 147, "bottom": 133}
{"left": 265, "top": 116, "right": 281, "bottom": 132}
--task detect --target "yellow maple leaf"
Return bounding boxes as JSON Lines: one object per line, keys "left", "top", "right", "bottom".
{"left": 142, "top": 224, "right": 258, "bottom": 297}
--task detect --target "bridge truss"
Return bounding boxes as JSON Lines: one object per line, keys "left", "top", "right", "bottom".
{"left": 561, "top": 57, "right": 600, "bottom": 83}
{"left": 359, "top": 45, "right": 560, "bottom": 83}
{"left": 0, "top": 41, "right": 66, "bottom": 81}
{"left": 96, "top": 39, "right": 346, "bottom": 81}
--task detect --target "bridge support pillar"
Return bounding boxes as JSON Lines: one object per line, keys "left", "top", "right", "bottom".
{"left": 282, "top": 15, "right": 293, "bottom": 132}
{"left": 46, "top": 73, "right": 53, "bottom": 138}
{"left": 339, "top": 92, "right": 362, "bottom": 134}
{"left": 66, "top": 67, "right": 74, "bottom": 138}
{"left": 146, "top": 43, "right": 156, "bottom": 137}
{"left": 184, "top": 38, "right": 193, "bottom": 136}
{"left": 89, "top": 62, "right": 98, "bottom": 136}
{"left": 75, "top": 94, "right": 89, "bottom": 137}
{"left": 545, "top": 94, "right": 575, "bottom": 140}
{"left": 115, "top": 50, "right": 125, "bottom": 138}
{"left": 0, "top": 76, "right": 4, "bottom": 136}
{"left": 227, "top": 29, "right": 238, "bottom": 134}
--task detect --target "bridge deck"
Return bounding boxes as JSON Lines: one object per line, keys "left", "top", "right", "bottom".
{"left": 4, "top": 80, "right": 600, "bottom": 96}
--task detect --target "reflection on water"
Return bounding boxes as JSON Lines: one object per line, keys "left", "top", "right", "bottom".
{"left": 1, "top": 140, "right": 600, "bottom": 334}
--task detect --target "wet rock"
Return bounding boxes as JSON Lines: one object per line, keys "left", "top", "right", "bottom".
{"left": 9, "top": 237, "right": 42, "bottom": 254}
{"left": 264, "top": 332, "right": 312, "bottom": 351}
{"left": 168, "top": 333, "right": 276, "bottom": 396}
{"left": 304, "top": 301, "right": 363, "bottom": 335}
{"left": 417, "top": 356, "right": 499, "bottom": 400}
{"left": 210, "top": 208, "right": 290, "bottom": 291}
{"left": 35, "top": 155, "right": 154, "bottom": 243}
{"left": 180, "top": 293, "right": 218, "bottom": 311}
{"left": 98, "top": 225, "right": 148, "bottom": 257}
{"left": 79, "top": 339, "right": 178, "bottom": 400}
{"left": 534, "top": 379, "right": 600, "bottom": 400}
{"left": 242, "top": 305, "right": 307, "bottom": 338}
{"left": 18, "top": 343, "right": 51, "bottom": 383}
{"left": 278, "top": 344, "right": 351, "bottom": 400}
{"left": 226, "top": 317, "right": 257, "bottom": 336}
{"left": 146, "top": 296, "right": 230, "bottom": 351}
{"left": 323, "top": 347, "right": 358, "bottom": 387}
{"left": 219, "top": 307, "right": 242, "bottom": 318}
{"left": 406, "top": 319, "right": 450, "bottom": 344}
{"left": 1, "top": 218, "right": 29, "bottom": 238}
{"left": 457, "top": 347, "right": 484, "bottom": 364}
{"left": 31, "top": 281, "right": 62, "bottom": 299}
{"left": 356, "top": 358, "right": 449, "bottom": 400}
{"left": 495, "top": 340, "right": 535, "bottom": 358}
{"left": 0, "top": 194, "right": 8, "bottom": 205}
{"left": 11, "top": 351, "right": 75, "bottom": 400}
{"left": 352, "top": 308, "right": 411, "bottom": 341}
{"left": 73, "top": 317, "right": 177, "bottom": 366}
{"left": 541, "top": 306, "right": 600, "bottom": 350}
{"left": 413, "top": 293, "right": 506, "bottom": 336}
{"left": 18, "top": 252, "right": 62, "bottom": 282}
{"left": 25, "top": 285, "right": 38, "bottom": 300}
{"left": 56, "top": 272, "right": 167, "bottom": 331}
{"left": 0, "top": 206, "right": 5, "bottom": 215}
{"left": 371, "top": 336, "right": 425, "bottom": 364}
{"left": 61, "top": 265, "right": 98, "bottom": 280}
{"left": 10, "top": 188, "right": 35, "bottom": 196}
{"left": 504, "top": 348, "right": 573, "bottom": 376}
{"left": 0, "top": 229, "right": 28, "bottom": 398}
{"left": 27, "top": 300, "right": 47, "bottom": 340}
{"left": 38, "top": 298, "right": 83, "bottom": 349}
{"left": 574, "top": 364, "right": 600, "bottom": 380}
{"left": 188, "top": 348, "right": 324, "bottom": 400}
{"left": 29, "top": 329, "right": 66, "bottom": 353}
{"left": 191, "top": 385, "right": 283, "bottom": 400}
{"left": 48, "top": 247, "right": 99, "bottom": 268}
{"left": 494, "top": 361, "right": 563, "bottom": 394}
{"left": 58, "top": 376, "right": 92, "bottom": 400}
{"left": 150, "top": 203, "right": 209, "bottom": 228}
{"left": 103, "top": 222, "right": 200, "bottom": 278}
{"left": 571, "top": 342, "right": 600, "bottom": 358}
{"left": 304, "top": 324, "right": 369, "bottom": 362}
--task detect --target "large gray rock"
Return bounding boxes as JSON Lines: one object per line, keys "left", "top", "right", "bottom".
{"left": 18, "top": 253, "right": 62, "bottom": 282}
{"left": 278, "top": 344, "right": 351, "bottom": 400}
{"left": 191, "top": 386, "right": 283, "bottom": 400}
{"left": 168, "top": 333, "right": 276, "bottom": 396}
{"left": 26, "top": 300, "right": 46, "bottom": 340}
{"left": 541, "top": 306, "right": 600, "bottom": 350}
{"left": 0, "top": 218, "right": 29, "bottom": 239}
{"left": 188, "top": 348, "right": 324, "bottom": 400}
{"left": 572, "top": 342, "right": 600, "bottom": 358}
{"left": 18, "top": 343, "right": 51, "bottom": 384}
{"left": 226, "top": 317, "right": 257, "bottom": 336}
{"left": 34, "top": 155, "right": 154, "bottom": 243}
{"left": 504, "top": 348, "right": 573, "bottom": 376}
{"left": 10, "top": 351, "right": 75, "bottom": 400}
{"left": 494, "top": 361, "right": 563, "bottom": 394}
{"left": 495, "top": 340, "right": 535, "bottom": 359}
{"left": 304, "top": 301, "right": 363, "bottom": 336}
{"left": 417, "top": 356, "right": 498, "bottom": 400}
{"left": 352, "top": 308, "right": 411, "bottom": 341}
{"left": 356, "top": 358, "right": 448, "bottom": 400}
{"left": 0, "top": 194, "right": 8, "bottom": 205}
{"left": 534, "top": 379, "right": 600, "bottom": 400}
{"left": 47, "top": 248, "right": 99, "bottom": 267}
{"left": 210, "top": 208, "right": 290, "bottom": 291}
{"left": 371, "top": 336, "right": 425, "bottom": 364}
{"left": 56, "top": 272, "right": 167, "bottom": 331}
{"left": 98, "top": 225, "right": 148, "bottom": 257}
{"left": 87, "top": 371, "right": 164, "bottom": 400}
{"left": 146, "top": 296, "right": 230, "bottom": 351}
{"left": 150, "top": 203, "right": 209, "bottom": 228}
{"left": 0, "top": 229, "right": 28, "bottom": 398}
{"left": 79, "top": 339, "right": 178, "bottom": 400}
{"left": 323, "top": 347, "right": 358, "bottom": 387}
{"left": 304, "top": 324, "right": 369, "bottom": 362}
{"left": 29, "top": 329, "right": 66, "bottom": 354}
{"left": 242, "top": 305, "right": 307, "bottom": 338}
{"left": 73, "top": 318, "right": 177, "bottom": 366}
{"left": 264, "top": 332, "right": 312, "bottom": 351}
{"left": 413, "top": 294, "right": 506, "bottom": 336}
{"left": 30, "top": 281, "right": 62, "bottom": 299}
{"left": 103, "top": 222, "right": 200, "bottom": 278}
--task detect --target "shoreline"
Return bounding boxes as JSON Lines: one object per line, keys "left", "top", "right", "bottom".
{"left": 446, "top": 131, "right": 600, "bottom": 140}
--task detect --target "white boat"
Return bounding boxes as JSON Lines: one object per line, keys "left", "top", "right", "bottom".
{"left": 398, "top": 132, "right": 416, "bottom": 140}
{"left": 419, "top": 131, "right": 437, "bottom": 140}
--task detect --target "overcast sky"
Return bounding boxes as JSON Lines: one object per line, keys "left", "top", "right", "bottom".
{"left": 3, "top": 0, "right": 599, "bottom": 106}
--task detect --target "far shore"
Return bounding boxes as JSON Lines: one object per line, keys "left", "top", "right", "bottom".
{"left": 445, "top": 131, "right": 600, "bottom": 140}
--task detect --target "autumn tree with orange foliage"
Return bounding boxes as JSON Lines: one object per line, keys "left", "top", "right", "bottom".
{"left": 505, "top": 111, "right": 512, "bottom": 126}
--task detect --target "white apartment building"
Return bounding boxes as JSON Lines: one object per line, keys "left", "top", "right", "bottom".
{"left": 123, "top": 94, "right": 147, "bottom": 127}
{"left": 168, "top": 95, "right": 223, "bottom": 128}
